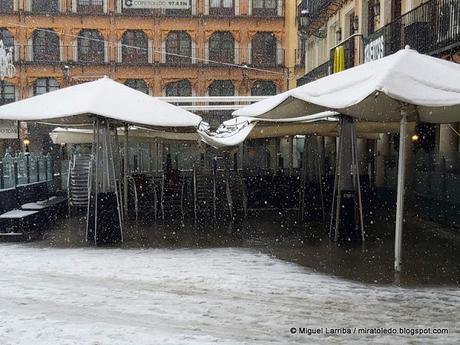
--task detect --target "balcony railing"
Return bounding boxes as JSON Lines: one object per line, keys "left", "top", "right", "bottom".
{"left": 297, "top": 60, "right": 330, "bottom": 86}
{"left": 297, "top": 0, "right": 339, "bottom": 33}
{"left": 14, "top": 46, "right": 285, "bottom": 68}
{"left": 365, "top": 0, "right": 460, "bottom": 57}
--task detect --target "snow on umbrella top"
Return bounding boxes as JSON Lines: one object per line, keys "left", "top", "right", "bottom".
{"left": 0, "top": 76, "right": 202, "bottom": 128}
{"left": 234, "top": 47, "right": 460, "bottom": 124}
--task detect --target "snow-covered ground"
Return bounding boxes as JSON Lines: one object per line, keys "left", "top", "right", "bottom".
{"left": 0, "top": 244, "right": 458, "bottom": 344}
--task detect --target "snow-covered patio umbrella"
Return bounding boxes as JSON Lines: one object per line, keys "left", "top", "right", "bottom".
{"left": 0, "top": 76, "right": 201, "bottom": 128}
{"left": 233, "top": 47, "right": 460, "bottom": 272}
{"left": 0, "top": 77, "right": 202, "bottom": 245}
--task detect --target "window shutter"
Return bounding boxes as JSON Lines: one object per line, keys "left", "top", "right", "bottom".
{"left": 204, "top": 0, "right": 209, "bottom": 15}
{"left": 204, "top": 41, "right": 209, "bottom": 63}
{"left": 234, "top": 40, "right": 239, "bottom": 64}
{"left": 277, "top": 0, "right": 282, "bottom": 16}
{"left": 191, "top": 0, "right": 197, "bottom": 15}
{"left": 148, "top": 40, "right": 153, "bottom": 63}
{"left": 161, "top": 41, "right": 166, "bottom": 63}
{"left": 117, "top": 42, "right": 122, "bottom": 63}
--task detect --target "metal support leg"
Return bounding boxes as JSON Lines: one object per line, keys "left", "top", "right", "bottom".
{"left": 394, "top": 112, "right": 408, "bottom": 272}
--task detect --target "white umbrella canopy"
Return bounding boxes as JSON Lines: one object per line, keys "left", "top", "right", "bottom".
{"left": 49, "top": 126, "right": 200, "bottom": 144}
{"left": 0, "top": 77, "right": 202, "bottom": 128}
{"left": 234, "top": 47, "right": 460, "bottom": 124}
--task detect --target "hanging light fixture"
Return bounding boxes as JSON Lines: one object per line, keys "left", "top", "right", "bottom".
{"left": 373, "top": 0, "right": 381, "bottom": 17}
{"left": 336, "top": 27, "right": 342, "bottom": 42}
{"left": 353, "top": 15, "right": 359, "bottom": 33}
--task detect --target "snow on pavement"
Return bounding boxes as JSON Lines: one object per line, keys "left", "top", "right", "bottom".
{"left": 0, "top": 244, "right": 458, "bottom": 344}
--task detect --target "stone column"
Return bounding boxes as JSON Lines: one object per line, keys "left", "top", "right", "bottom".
{"left": 375, "top": 134, "right": 390, "bottom": 188}
{"left": 439, "top": 123, "right": 459, "bottom": 172}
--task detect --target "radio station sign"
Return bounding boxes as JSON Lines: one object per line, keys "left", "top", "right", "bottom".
{"left": 123, "top": 0, "right": 190, "bottom": 9}
{"left": 363, "top": 32, "right": 385, "bottom": 63}
{"left": 0, "top": 120, "right": 18, "bottom": 139}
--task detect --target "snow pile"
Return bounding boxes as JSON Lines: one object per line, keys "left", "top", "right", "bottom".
{"left": 0, "top": 244, "right": 458, "bottom": 344}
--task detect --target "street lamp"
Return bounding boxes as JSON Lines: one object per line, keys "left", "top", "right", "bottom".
{"left": 23, "top": 138, "right": 30, "bottom": 153}
{"left": 61, "top": 64, "right": 70, "bottom": 87}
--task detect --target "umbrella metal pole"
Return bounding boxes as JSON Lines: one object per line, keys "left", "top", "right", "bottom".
{"left": 394, "top": 112, "right": 408, "bottom": 272}
{"left": 114, "top": 128, "right": 123, "bottom": 222}
{"left": 108, "top": 123, "right": 123, "bottom": 243}
{"left": 94, "top": 119, "right": 100, "bottom": 245}
{"left": 123, "top": 124, "right": 129, "bottom": 217}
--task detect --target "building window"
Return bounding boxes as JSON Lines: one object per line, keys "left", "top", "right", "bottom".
{"left": 122, "top": 30, "right": 148, "bottom": 64}
{"left": 77, "top": 0, "right": 104, "bottom": 13}
{"left": 31, "top": 0, "right": 59, "bottom": 13}
{"left": 208, "top": 80, "right": 234, "bottom": 127}
{"left": 251, "top": 80, "right": 277, "bottom": 96}
{"left": 33, "top": 78, "right": 59, "bottom": 95}
{"left": 252, "top": 0, "right": 277, "bottom": 16}
{"left": 78, "top": 30, "right": 105, "bottom": 63}
{"left": 0, "top": 81, "right": 15, "bottom": 105}
{"left": 251, "top": 32, "right": 277, "bottom": 66}
{"left": 165, "top": 80, "right": 192, "bottom": 106}
{"left": 125, "top": 79, "right": 149, "bottom": 94}
{"left": 0, "top": 28, "right": 14, "bottom": 48}
{"left": 165, "top": 31, "right": 192, "bottom": 65}
{"left": 166, "top": 80, "right": 192, "bottom": 97}
{"left": 208, "top": 80, "right": 234, "bottom": 96}
{"left": 0, "top": 0, "right": 14, "bottom": 12}
{"left": 33, "top": 29, "right": 60, "bottom": 63}
{"left": 210, "top": 0, "right": 234, "bottom": 16}
{"left": 209, "top": 32, "right": 234, "bottom": 63}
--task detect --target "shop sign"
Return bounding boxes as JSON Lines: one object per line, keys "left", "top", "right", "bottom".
{"left": 123, "top": 0, "right": 190, "bottom": 9}
{"left": 364, "top": 33, "right": 385, "bottom": 63}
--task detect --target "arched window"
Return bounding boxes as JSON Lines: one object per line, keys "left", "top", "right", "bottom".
{"left": 0, "top": 28, "right": 14, "bottom": 48}
{"left": 0, "top": 81, "right": 15, "bottom": 105}
{"left": 252, "top": 0, "right": 277, "bottom": 16}
{"left": 0, "top": 0, "right": 14, "bottom": 12}
{"left": 165, "top": 31, "right": 192, "bottom": 65}
{"left": 251, "top": 80, "right": 277, "bottom": 96}
{"left": 78, "top": 30, "right": 104, "bottom": 63}
{"left": 208, "top": 80, "right": 234, "bottom": 97}
{"left": 165, "top": 80, "right": 192, "bottom": 97}
{"left": 77, "top": 0, "right": 103, "bottom": 13}
{"left": 122, "top": 30, "right": 148, "bottom": 64}
{"left": 125, "top": 79, "right": 149, "bottom": 94}
{"left": 251, "top": 32, "right": 277, "bottom": 66}
{"left": 33, "top": 78, "right": 59, "bottom": 96}
{"left": 33, "top": 29, "right": 60, "bottom": 63}
{"left": 210, "top": 0, "right": 234, "bottom": 16}
{"left": 32, "top": 0, "right": 59, "bottom": 13}
{"left": 208, "top": 32, "right": 234, "bottom": 63}
{"left": 208, "top": 80, "right": 234, "bottom": 127}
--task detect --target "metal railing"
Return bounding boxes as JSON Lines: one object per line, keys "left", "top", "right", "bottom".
{"left": 0, "top": 153, "right": 53, "bottom": 190}
{"left": 14, "top": 45, "right": 285, "bottom": 68}
{"left": 297, "top": 60, "right": 330, "bottom": 86}
{"left": 5, "top": 3, "right": 285, "bottom": 17}
{"left": 366, "top": 0, "right": 460, "bottom": 57}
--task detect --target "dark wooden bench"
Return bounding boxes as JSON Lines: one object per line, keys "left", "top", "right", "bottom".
{"left": 0, "top": 181, "right": 66, "bottom": 240}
